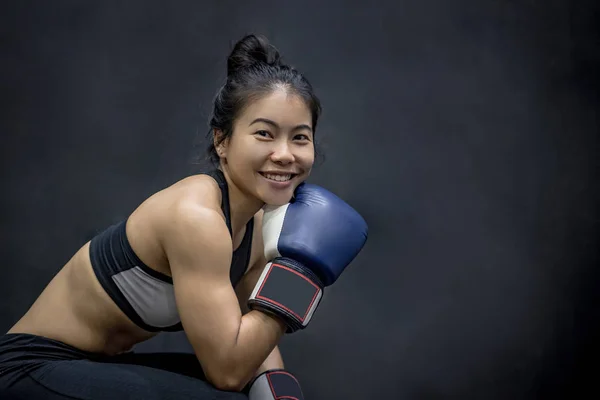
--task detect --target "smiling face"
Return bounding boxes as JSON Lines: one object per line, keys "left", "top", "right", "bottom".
{"left": 216, "top": 87, "right": 315, "bottom": 206}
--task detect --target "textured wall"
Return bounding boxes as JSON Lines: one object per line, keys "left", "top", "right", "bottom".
{"left": 1, "top": 1, "right": 598, "bottom": 398}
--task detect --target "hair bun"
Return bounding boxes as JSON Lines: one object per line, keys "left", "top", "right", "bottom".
{"left": 227, "top": 34, "right": 282, "bottom": 77}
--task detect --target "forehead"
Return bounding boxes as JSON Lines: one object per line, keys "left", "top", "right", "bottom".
{"left": 238, "top": 89, "right": 312, "bottom": 126}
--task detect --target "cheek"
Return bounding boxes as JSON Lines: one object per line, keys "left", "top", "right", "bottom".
{"left": 228, "top": 139, "right": 263, "bottom": 167}
{"left": 298, "top": 147, "right": 315, "bottom": 168}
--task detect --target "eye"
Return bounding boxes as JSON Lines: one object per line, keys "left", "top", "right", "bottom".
{"left": 294, "top": 134, "right": 311, "bottom": 142}
{"left": 255, "top": 130, "right": 272, "bottom": 138}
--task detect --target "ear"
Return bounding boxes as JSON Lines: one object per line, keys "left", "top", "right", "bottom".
{"left": 213, "top": 129, "right": 229, "bottom": 158}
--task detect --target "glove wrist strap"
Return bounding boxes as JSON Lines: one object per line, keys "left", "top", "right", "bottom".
{"left": 247, "top": 369, "right": 304, "bottom": 400}
{"left": 248, "top": 257, "right": 324, "bottom": 332}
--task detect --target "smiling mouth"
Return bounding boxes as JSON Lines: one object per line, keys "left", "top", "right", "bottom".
{"left": 259, "top": 172, "right": 298, "bottom": 182}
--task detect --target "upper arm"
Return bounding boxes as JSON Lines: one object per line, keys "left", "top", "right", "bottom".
{"left": 161, "top": 202, "right": 243, "bottom": 376}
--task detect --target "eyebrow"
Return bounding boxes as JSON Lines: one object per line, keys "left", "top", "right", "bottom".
{"left": 249, "top": 118, "right": 313, "bottom": 132}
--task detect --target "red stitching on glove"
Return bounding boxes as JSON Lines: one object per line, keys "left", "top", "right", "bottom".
{"left": 266, "top": 370, "right": 301, "bottom": 400}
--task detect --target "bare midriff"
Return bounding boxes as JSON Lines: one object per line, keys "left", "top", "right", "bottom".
{"left": 8, "top": 242, "right": 157, "bottom": 356}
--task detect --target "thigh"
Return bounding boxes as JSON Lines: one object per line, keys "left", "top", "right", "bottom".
{"left": 5, "top": 359, "right": 247, "bottom": 400}
{"left": 108, "top": 352, "right": 207, "bottom": 381}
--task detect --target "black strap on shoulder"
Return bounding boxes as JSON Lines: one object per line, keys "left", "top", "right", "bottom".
{"left": 205, "top": 169, "right": 255, "bottom": 285}
{"left": 205, "top": 168, "right": 233, "bottom": 236}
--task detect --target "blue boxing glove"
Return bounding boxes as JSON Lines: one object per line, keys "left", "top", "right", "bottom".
{"left": 248, "top": 183, "right": 368, "bottom": 332}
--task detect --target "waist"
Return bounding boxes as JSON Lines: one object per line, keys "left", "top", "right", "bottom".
{"left": 10, "top": 245, "right": 157, "bottom": 355}
{"left": 0, "top": 333, "right": 101, "bottom": 364}
{"left": 0, "top": 332, "right": 100, "bottom": 385}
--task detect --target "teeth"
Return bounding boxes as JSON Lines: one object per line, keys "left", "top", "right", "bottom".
{"left": 263, "top": 173, "right": 292, "bottom": 182}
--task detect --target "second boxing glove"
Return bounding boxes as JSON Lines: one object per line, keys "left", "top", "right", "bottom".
{"left": 246, "top": 369, "right": 304, "bottom": 400}
{"left": 248, "top": 183, "right": 368, "bottom": 332}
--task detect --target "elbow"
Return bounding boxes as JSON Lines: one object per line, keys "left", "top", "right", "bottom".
{"left": 210, "top": 375, "right": 246, "bottom": 392}
{"left": 205, "top": 364, "right": 251, "bottom": 392}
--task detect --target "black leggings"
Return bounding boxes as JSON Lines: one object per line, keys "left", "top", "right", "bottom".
{"left": 0, "top": 333, "right": 247, "bottom": 400}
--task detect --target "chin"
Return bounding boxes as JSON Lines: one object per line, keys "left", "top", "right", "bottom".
{"left": 256, "top": 176, "right": 303, "bottom": 206}
{"left": 259, "top": 189, "right": 296, "bottom": 206}
{"left": 262, "top": 196, "right": 293, "bottom": 207}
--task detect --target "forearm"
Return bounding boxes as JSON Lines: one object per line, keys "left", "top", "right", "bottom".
{"left": 232, "top": 299, "right": 284, "bottom": 386}
{"left": 227, "top": 310, "right": 286, "bottom": 388}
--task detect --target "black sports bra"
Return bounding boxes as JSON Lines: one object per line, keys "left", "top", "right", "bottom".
{"left": 88, "top": 169, "right": 254, "bottom": 332}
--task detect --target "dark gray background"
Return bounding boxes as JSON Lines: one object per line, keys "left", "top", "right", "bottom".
{"left": 1, "top": 1, "right": 598, "bottom": 398}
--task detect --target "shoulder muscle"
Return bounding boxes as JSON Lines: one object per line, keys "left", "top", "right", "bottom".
{"left": 161, "top": 200, "right": 231, "bottom": 277}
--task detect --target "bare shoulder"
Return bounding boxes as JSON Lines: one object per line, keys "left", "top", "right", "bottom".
{"left": 133, "top": 174, "right": 224, "bottom": 229}
{"left": 149, "top": 174, "right": 232, "bottom": 274}
{"left": 163, "top": 174, "right": 223, "bottom": 211}
{"left": 123, "top": 174, "right": 226, "bottom": 276}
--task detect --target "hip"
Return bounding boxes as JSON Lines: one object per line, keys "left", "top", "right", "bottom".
{"left": 0, "top": 332, "right": 102, "bottom": 388}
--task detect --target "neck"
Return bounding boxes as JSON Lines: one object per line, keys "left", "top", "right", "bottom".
{"left": 219, "top": 165, "right": 264, "bottom": 237}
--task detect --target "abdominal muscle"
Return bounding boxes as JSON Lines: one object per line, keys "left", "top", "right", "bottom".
{"left": 7, "top": 241, "right": 157, "bottom": 356}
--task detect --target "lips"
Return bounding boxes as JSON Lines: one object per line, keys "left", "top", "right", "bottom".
{"left": 259, "top": 172, "right": 298, "bottom": 182}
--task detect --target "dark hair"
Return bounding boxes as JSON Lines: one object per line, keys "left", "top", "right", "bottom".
{"left": 206, "top": 34, "right": 322, "bottom": 165}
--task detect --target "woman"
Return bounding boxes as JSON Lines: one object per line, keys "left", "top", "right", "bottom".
{"left": 0, "top": 34, "right": 366, "bottom": 399}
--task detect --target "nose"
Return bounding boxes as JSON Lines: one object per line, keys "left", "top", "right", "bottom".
{"left": 270, "top": 140, "right": 295, "bottom": 165}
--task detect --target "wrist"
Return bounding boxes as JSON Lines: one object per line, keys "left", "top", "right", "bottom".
{"left": 252, "top": 309, "right": 287, "bottom": 334}
{"left": 255, "top": 345, "right": 285, "bottom": 377}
